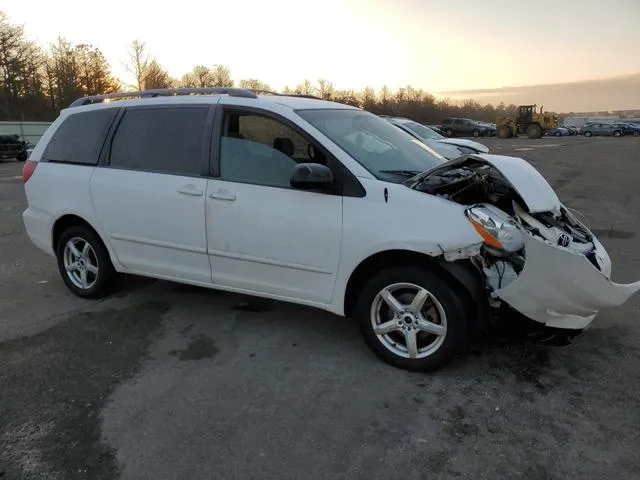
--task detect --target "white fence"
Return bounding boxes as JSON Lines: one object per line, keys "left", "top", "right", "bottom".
{"left": 0, "top": 121, "right": 51, "bottom": 147}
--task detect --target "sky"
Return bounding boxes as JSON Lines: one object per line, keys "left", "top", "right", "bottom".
{"left": 1, "top": 0, "right": 639, "bottom": 93}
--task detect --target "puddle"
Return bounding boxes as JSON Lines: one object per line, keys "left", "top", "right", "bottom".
{"left": 169, "top": 335, "right": 218, "bottom": 361}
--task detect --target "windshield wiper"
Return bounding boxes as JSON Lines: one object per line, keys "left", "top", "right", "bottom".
{"left": 379, "top": 169, "right": 422, "bottom": 177}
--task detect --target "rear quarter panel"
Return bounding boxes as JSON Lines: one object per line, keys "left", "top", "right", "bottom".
{"left": 23, "top": 163, "right": 112, "bottom": 260}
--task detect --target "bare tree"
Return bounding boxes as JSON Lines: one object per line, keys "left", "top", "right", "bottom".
{"left": 294, "top": 79, "right": 314, "bottom": 96}
{"left": 144, "top": 60, "right": 173, "bottom": 89}
{"left": 211, "top": 65, "right": 233, "bottom": 87}
{"left": 124, "top": 40, "right": 173, "bottom": 90}
{"left": 76, "top": 44, "right": 119, "bottom": 96}
{"left": 0, "top": 10, "right": 528, "bottom": 125}
{"left": 124, "top": 40, "right": 149, "bottom": 90}
{"left": 0, "top": 11, "right": 47, "bottom": 119}
{"left": 44, "top": 37, "right": 83, "bottom": 111}
{"left": 238, "top": 78, "right": 271, "bottom": 91}
{"left": 379, "top": 85, "right": 392, "bottom": 106}
{"left": 317, "top": 79, "right": 334, "bottom": 99}
{"left": 332, "top": 89, "right": 359, "bottom": 107}
{"left": 360, "top": 87, "right": 377, "bottom": 110}
{"left": 181, "top": 65, "right": 213, "bottom": 88}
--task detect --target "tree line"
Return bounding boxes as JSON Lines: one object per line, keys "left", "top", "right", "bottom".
{"left": 0, "top": 10, "right": 518, "bottom": 123}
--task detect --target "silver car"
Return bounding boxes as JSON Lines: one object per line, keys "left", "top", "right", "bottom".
{"left": 579, "top": 123, "right": 624, "bottom": 137}
{"left": 384, "top": 117, "right": 489, "bottom": 159}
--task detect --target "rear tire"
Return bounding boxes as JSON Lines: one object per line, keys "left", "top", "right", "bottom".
{"left": 444, "top": 128, "right": 453, "bottom": 137}
{"left": 355, "top": 267, "right": 468, "bottom": 372}
{"left": 584, "top": 131, "right": 592, "bottom": 137}
{"left": 555, "top": 131, "right": 562, "bottom": 137}
{"left": 526, "top": 123, "right": 543, "bottom": 139}
{"left": 613, "top": 130, "right": 622, "bottom": 137}
{"left": 55, "top": 225, "right": 116, "bottom": 298}
{"left": 472, "top": 129, "right": 480, "bottom": 138}
{"left": 16, "top": 152, "right": 27, "bottom": 162}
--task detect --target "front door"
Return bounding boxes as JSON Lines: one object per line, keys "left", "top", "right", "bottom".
{"left": 90, "top": 105, "right": 213, "bottom": 284}
{"left": 205, "top": 105, "right": 342, "bottom": 304}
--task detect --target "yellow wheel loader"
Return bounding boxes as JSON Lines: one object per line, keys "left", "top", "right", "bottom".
{"left": 496, "top": 105, "right": 558, "bottom": 139}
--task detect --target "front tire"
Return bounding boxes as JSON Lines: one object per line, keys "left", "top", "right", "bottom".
{"left": 584, "top": 131, "right": 592, "bottom": 137}
{"left": 497, "top": 125, "right": 513, "bottom": 138}
{"left": 56, "top": 225, "right": 116, "bottom": 298}
{"left": 613, "top": 130, "right": 622, "bottom": 137}
{"left": 16, "top": 152, "right": 27, "bottom": 162}
{"left": 444, "top": 128, "right": 453, "bottom": 137}
{"left": 472, "top": 129, "right": 480, "bottom": 138}
{"left": 355, "top": 267, "right": 468, "bottom": 372}
{"left": 526, "top": 123, "right": 543, "bottom": 139}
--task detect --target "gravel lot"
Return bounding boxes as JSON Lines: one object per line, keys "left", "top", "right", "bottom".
{"left": 1, "top": 136, "right": 640, "bottom": 479}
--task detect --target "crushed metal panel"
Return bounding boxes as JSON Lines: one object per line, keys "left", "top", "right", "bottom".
{"left": 471, "top": 154, "right": 561, "bottom": 214}
{"left": 495, "top": 233, "right": 640, "bottom": 329}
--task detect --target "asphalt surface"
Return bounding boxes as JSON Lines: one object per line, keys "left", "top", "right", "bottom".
{"left": 1, "top": 136, "right": 640, "bottom": 479}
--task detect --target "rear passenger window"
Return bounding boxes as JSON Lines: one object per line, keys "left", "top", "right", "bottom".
{"left": 109, "top": 107, "right": 209, "bottom": 176}
{"left": 43, "top": 108, "right": 117, "bottom": 165}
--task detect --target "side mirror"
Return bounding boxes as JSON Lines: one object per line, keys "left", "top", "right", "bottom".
{"left": 290, "top": 163, "right": 334, "bottom": 190}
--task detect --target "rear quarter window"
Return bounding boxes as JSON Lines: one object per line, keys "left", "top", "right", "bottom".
{"left": 42, "top": 108, "right": 117, "bottom": 165}
{"left": 108, "top": 106, "right": 209, "bottom": 176}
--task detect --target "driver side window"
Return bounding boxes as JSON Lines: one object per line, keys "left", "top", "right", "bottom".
{"left": 219, "top": 112, "right": 325, "bottom": 188}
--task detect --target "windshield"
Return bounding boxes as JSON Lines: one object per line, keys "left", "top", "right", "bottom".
{"left": 399, "top": 120, "right": 444, "bottom": 140}
{"left": 297, "top": 109, "right": 446, "bottom": 181}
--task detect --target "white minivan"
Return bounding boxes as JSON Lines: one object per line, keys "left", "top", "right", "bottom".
{"left": 22, "top": 88, "right": 640, "bottom": 372}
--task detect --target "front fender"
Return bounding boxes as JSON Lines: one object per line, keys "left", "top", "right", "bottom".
{"left": 328, "top": 179, "right": 483, "bottom": 315}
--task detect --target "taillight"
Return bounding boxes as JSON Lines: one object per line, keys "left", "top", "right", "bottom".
{"left": 22, "top": 160, "right": 37, "bottom": 183}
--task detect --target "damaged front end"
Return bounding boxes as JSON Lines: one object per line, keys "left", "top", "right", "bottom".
{"left": 410, "top": 154, "right": 640, "bottom": 331}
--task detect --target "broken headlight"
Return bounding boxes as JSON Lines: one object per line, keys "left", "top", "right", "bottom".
{"left": 466, "top": 204, "right": 524, "bottom": 254}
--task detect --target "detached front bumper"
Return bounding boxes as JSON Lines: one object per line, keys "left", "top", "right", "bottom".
{"left": 494, "top": 233, "right": 640, "bottom": 329}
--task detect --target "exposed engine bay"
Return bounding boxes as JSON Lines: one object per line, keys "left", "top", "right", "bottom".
{"left": 409, "top": 156, "right": 604, "bottom": 296}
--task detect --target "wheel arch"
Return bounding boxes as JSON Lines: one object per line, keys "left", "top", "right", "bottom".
{"left": 52, "top": 214, "right": 108, "bottom": 256}
{"left": 342, "top": 249, "right": 490, "bottom": 336}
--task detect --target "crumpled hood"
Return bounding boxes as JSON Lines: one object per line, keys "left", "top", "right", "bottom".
{"left": 413, "top": 153, "right": 561, "bottom": 214}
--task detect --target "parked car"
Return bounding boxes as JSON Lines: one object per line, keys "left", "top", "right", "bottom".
{"left": 546, "top": 127, "right": 570, "bottom": 137}
{"left": 22, "top": 88, "right": 640, "bottom": 372}
{"left": 440, "top": 118, "right": 492, "bottom": 138}
{"left": 579, "top": 123, "right": 624, "bottom": 137}
{"left": 385, "top": 116, "right": 489, "bottom": 159}
{"left": 476, "top": 122, "right": 497, "bottom": 136}
{"left": 427, "top": 124, "right": 445, "bottom": 135}
{"left": 612, "top": 122, "right": 640, "bottom": 136}
{"left": 0, "top": 133, "right": 28, "bottom": 161}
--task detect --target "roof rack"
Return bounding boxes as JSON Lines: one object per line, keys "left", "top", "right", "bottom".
{"left": 69, "top": 87, "right": 258, "bottom": 108}
{"left": 250, "top": 89, "right": 323, "bottom": 100}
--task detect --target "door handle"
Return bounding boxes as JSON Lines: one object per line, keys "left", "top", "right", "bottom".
{"left": 178, "top": 187, "right": 204, "bottom": 197}
{"left": 209, "top": 191, "right": 236, "bottom": 201}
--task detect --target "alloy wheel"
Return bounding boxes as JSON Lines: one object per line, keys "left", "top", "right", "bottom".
{"left": 63, "top": 237, "right": 99, "bottom": 290}
{"left": 370, "top": 282, "right": 447, "bottom": 359}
